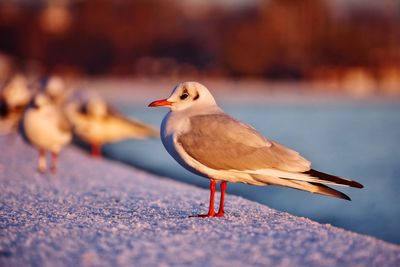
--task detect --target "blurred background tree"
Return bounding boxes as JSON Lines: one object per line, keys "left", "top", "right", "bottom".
{"left": 0, "top": 0, "right": 399, "bottom": 86}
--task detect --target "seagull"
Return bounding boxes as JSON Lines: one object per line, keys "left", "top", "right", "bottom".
{"left": 1, "top": 74, "right": 31, "bottom": 112}
{"left": 21, "top": 93, "right": 72, "bottom": 173}
{"left": 149, "top": 81, "right": 363, "bottom": 217}
{"left": 0, "top": 74, "right": 32, "bottom": 134}
{"left": 42, "top": 75, "right": 71, "bottom": 107}
{"left": 66, "top": 96, "right": 159, "bottom": 157}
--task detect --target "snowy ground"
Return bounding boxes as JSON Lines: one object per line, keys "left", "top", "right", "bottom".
{"left": 1, "top": 136, "right": 400, "bottom": 267}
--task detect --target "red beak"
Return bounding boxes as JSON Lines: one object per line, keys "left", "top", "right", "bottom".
{"left": 148, "top": 99, "right": 172, "bottom": 107}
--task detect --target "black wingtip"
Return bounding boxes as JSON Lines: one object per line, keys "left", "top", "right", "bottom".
{"left": 306, "top": 169, "right": 364, "bottom": 189}
{"left": 331, "top": 189, "right": 352, "bottom": 201}
{"left": 342, "top": 194, "right": 352, "bottom": 201}
{"left": 352, "top": 181, "right": 364, "bottom": 189}
{"left": 310, "top": 182, "right": 352, "bottom": 201}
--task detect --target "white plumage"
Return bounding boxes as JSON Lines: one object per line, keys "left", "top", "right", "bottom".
{"left": 22, "top": 94, "right": 72, "bottom": 173}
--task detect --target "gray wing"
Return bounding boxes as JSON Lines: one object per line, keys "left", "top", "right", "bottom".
{"left": 177, "top": 114, "right": 310, "bottom": 172}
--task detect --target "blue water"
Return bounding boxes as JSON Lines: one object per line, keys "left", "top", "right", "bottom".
{"left": 102, "top": 101, "right": 400, "bottom": 244}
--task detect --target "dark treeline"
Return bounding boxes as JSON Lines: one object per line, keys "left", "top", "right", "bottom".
{"left": 0, "top": 0, "right": 399, "bottom": 80}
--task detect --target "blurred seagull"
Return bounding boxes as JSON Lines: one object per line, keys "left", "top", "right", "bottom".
{"left": 66, "top": 96, "right": 159, "bottom": 157}
{"left": 0, "top": 74, "right": 32, "bottom": 134}
{"left": 1, "top": 74, "right": 31, "bottom": 112}
{"left": 149, "top": 81, "right": 363, "bottom": 217}
{"left": 21, "top": 94, "right": 72, "bottom": 173}
{"left": 42, "top": 75, "right": 70, "bottom": 106}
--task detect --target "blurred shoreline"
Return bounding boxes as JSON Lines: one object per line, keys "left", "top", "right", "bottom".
{"left": 1, "top": 0, "right": 400, "bottom": 92}
{"left": 70, "top": 78, "right": 400, "bottom": 105}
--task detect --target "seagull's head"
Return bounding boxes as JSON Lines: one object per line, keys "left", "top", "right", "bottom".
{"left": 148, "top": 81, "right": 216, "bottom": 111}
{"left": 85, "top": 97, "right": 108, "bottom": 118}
{"left": 45, "top": 76, "right": 65, "bottom": 99}
{"left": 29, "top": 93, "right": 51, "bottom": 110}
{"left": 3, "top": 74, "right": 31, "bottom": 108}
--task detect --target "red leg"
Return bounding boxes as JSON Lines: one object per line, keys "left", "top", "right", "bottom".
{"left": 206, "top": 180, "right": 216, "bottom": 216}
{"left": 216, "top": 181, "right": 227, "bottom": 217}
{"left": 192, "top": 179, "right": 216, "bottom": 217}
{"left": 51, "top": 152, "right": 58, "bottom": 173}
{"left": 91, "top": 143, "right": 101, "bottom": 158}
{"left": 37, "top": 149, "right": 46, "bottom": 173}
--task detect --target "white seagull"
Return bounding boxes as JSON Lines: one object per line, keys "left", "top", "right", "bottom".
{"left": 1, "top": 74, "right": 31, "bottom": 112}
{"left": 66, "top": 96, "right": 159, "bottom": 157}
{"left": 149, "top": 81, "right": 363, "bottom": 217}
{"left": 21, "top": 93, "right": 72, "bottom": 173}
{"left": 0, "top": 74, "right": 32, "bottom": 134}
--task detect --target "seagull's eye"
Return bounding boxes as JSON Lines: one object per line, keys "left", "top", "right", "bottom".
{"left": 180, "top": 93, "right": 189, "bottom": 100}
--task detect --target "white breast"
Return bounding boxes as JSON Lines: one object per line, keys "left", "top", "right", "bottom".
{"left": 23, "top": 107, "right": 71, "bottom": 152}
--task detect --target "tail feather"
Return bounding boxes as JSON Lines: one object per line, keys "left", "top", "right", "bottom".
{"left": 304, "top": 169, "right": 363, "bottom": 188}
{"left": 308, "top": 182, "right": 351, "bottom": 200}
{"left": 251, "top": 174, "right": 352, "bottom": 200}
{"left": 288, "top": 180, "right": 351, "bottom": 200}
{"left": 254, "top": 168, "right": 363, "bottom": 188}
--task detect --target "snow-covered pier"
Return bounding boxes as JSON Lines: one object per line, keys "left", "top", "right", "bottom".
{"left": 1, "top": 136, "right": 399, "bottom": 267}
